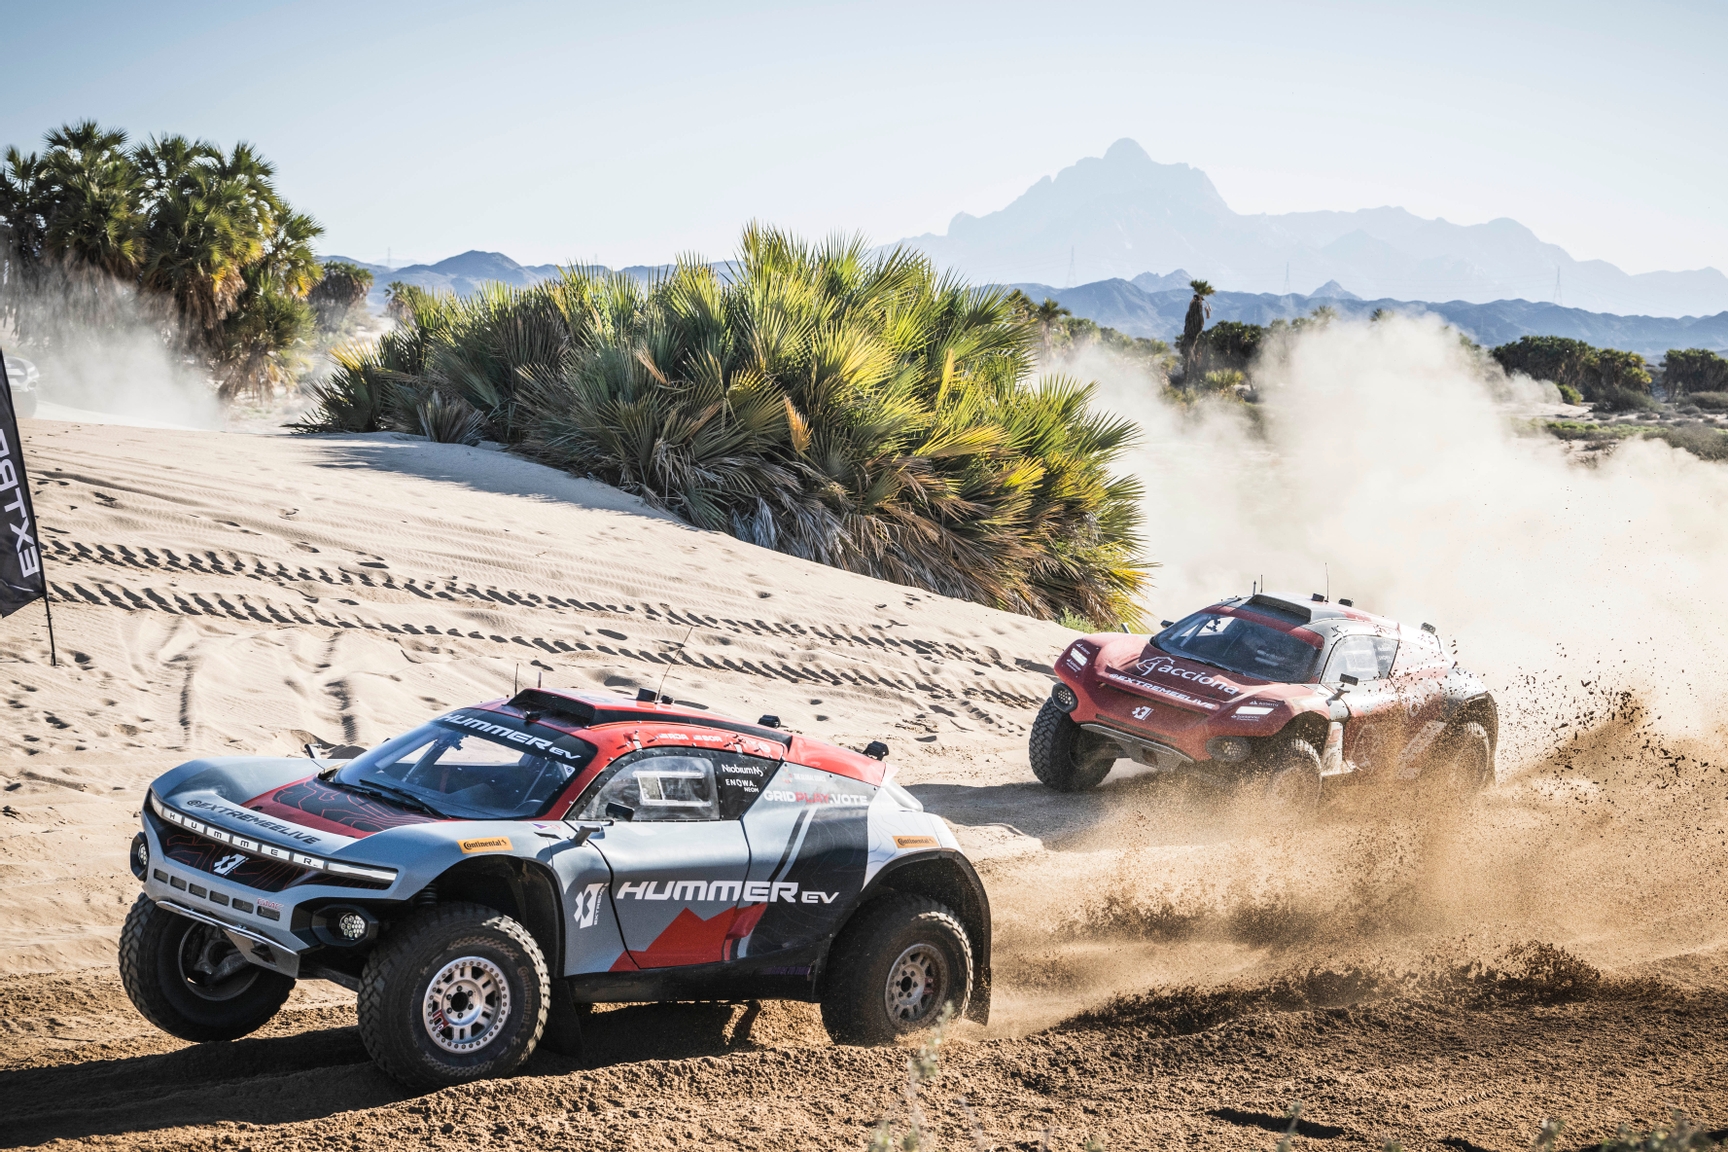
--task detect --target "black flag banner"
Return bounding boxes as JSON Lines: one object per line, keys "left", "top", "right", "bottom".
{"left": 0, "top": 347, "right": 47, "bottom": 618}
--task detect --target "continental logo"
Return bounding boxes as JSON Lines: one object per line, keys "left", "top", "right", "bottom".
{"left": 459, "top": 836, "right": 512, "bottom": 854}
{"left": 893, "top": 835, "right": 940, "bottom": 849}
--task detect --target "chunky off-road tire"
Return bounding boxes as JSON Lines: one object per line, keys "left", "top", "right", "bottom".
{"left": 1426, "top": 721, "right": 1494, "bottom": 796}
{"left": 1028, "top": 697, "right": 1117, "bottom": 793}
{"left": 1261, "top": 737, "right": 1323, "bottom": 809}
{"left": 357, "top": 902, "right": 549, "bottom": 1089}
{"left": 539, "top": 977, "right": 591, "bottom": 1057}
{"left": 820, "top": 894, "right": 973, "bottom": 1046}
{"left": 118, "top": 893, "right": 294, "bottom": 1043}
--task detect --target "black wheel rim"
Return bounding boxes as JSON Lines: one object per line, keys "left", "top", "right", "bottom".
{"left": 175, "top": 920, "right": 261, "bottom": 1002}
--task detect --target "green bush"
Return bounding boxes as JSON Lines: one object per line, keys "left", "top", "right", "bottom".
{"left": 1491, "top": 336, "right": 1652, "bottom": 408}
{"left": 1688, "top": 391, "right": 1728, "bottom": 411}
{"left": 297, "top": 227, "right": 1153, "bottom": 627}
{"left": 1646, "top": 425, "right": 1728, "bottom": 462}
{"left": 1664, "top": 348, "right": 1728, "bottom": 397}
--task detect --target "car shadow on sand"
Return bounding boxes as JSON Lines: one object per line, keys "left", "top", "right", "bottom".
{"left": 1, "top": 1003, "right": 777, "bottom": 1146}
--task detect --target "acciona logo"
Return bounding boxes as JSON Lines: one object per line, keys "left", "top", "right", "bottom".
{"left": 1134, "top": 656, "right": 1241, "bottom": 695}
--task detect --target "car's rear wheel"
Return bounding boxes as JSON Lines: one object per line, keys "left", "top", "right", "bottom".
{"left": 1426, "top": 721, "right": 1494, "bottom": 796}
{"left": 1261, "top": 737, "right": 1323, "bottom": 810}
{"left": 1028, "top": 697, "right": 1117, "bottom": 792}
{"left": 357, "top": 902, "right": 548, "bottom": 1089}
{"left": 820, "top": 894, "right": 973, "bottom": 1045}
{"left": 117, "top": 893, "right": 294, "bottom": 1042}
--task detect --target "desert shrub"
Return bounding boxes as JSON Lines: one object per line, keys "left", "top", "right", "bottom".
{"left": 1689, "top": 391, "right": 1728, "bottom": 411}
{"left": 1646, "top": 425, "right": 1728, "bottom": 462}
{"left": 1193, "top": 320, "right": 1263, "bottom": 376}
{"left": 1492, "top": 336, "right": 1652, "bottom": 408}
{"left": 1664, "top": 348, "right": 1728, "bottom": 397}
{"left": 297, "top": 227, "right": 1152, "bottom": 627}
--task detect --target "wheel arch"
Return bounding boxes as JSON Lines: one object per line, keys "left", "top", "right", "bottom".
{"left": 828, "top": 851, "right": 992, "bottom": 1024}
{"left": 417, "top": 856, "right": 564, "bottom": 974}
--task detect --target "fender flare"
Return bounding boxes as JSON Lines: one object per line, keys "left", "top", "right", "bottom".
{"left": 820, "top": 849, "right": 993, "bottom": 1024}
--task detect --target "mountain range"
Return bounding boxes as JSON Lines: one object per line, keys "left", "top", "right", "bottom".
{"left": 900, "top": 139, "right": 1728, "bottom": 319}
{"left": 1014, "top": 274, "right": 1728, "bottom": 358}
{"left": 326, "top": 249, "right": 1727, "bottom": 358}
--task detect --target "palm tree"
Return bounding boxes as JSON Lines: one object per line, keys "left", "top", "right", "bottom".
{"left": 1033, "top": 296, "right": 1071, "bottom": 353}
{"left": 1178, "top": 278, "right": 1215, "bottom": 378}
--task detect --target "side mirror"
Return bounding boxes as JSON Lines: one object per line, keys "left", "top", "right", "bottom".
{"left": 1340, "top": 674, "right": 1359, "bottom": 686}
{"left": 605, "top": 802, "right": 635, "bottom": 822}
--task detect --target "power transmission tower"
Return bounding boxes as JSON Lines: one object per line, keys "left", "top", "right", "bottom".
{"left": 1554, "top": 268, "right": 1562, "bottom": 306}
{"left": 1284, "top": 262, "right": 1290, "bottom": 294}
{"left": 1065, "top": 247, "right": 1076, "bottom": 289}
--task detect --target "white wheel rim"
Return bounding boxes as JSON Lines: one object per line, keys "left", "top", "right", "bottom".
{"left": 422, "top": 956, "right": 510, "bottom": 1054}
{"left": 884, "top": 943, "right": 945, "bottom": 1025}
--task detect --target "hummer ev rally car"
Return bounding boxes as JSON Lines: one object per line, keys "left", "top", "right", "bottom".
{"left": 121, "top": 688, "right": 989, "bottom": 1088}
{"left": 1031, "top": 592, "right": 1498, "bottom": 802}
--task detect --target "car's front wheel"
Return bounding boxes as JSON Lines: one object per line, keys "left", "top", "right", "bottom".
{"left": 117, "top": 893, "right": 295, "bottom": 1042}
{"left": 1028, "top": 697, "right": 1118, "bottom": 792}
{"left": 1261, "top": 736, "right": 1323, "bottom": 810}
{"left": 357, "top": 902, "right": 549, "bottom": 1089}
{"left": 820, "top": 894, "right": 974, "bottom": 1045}
{"left": 1425, "top": 720, "right": 1494, "bottom": 796}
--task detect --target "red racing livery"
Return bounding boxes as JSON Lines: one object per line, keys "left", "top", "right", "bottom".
{"left": 1030, "top": 592, "right": 1498, "bottom": 803}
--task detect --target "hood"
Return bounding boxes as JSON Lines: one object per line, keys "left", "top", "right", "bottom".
{"left": 1098, "top": 642, "right": 1267, "bottom": 712}
{"left": 154, "top": 757, "right": 435, "bottom": 848}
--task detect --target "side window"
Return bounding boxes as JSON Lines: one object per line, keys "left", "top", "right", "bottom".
{"left": 1322, "top": 636, "right": 1386, "bottom": 683}
{"left": 714, "top": 751, "right": 776, "bottom": 820}
{"left": 574, "top": 749, "right": 718, "bottom": 822}
{"left": 1370, "top": 637, "right": 1399, "bottom": 678}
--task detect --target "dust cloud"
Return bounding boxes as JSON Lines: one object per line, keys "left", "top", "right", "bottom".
{"left": 980, "top": 318, "right": 1728, "bottom": 1034}
{"left": 4, "top": 273, "right": 221, "bottom": 428}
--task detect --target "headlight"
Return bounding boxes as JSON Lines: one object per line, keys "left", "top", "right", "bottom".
{"left": 1206, "top": 736, "right": 1253, "bottom": 763}
{"left": 1233, "top": 702, "right": 1277, "bottom": 718}
{"left": 129, "top": 832, "right": 149, "bottom": 880}
{"left": 1052, "top": 683, "right": 1079, "bottom": 712}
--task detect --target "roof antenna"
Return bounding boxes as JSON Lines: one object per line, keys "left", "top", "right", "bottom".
{"left": 655, "top": 624, "right": 695, "bottom": 704}
{"left": 513, "top": 663, "right": 519, "bottom": 695}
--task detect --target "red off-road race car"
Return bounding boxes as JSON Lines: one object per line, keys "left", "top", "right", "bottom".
{"left": 1031, "top": 592, "right": 1498, "bottom": 802}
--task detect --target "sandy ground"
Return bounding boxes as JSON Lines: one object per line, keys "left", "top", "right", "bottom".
{"left": 2, "top": 418, "right": 1726, "bottom": 1150}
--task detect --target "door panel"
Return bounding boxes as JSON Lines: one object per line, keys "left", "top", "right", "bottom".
{"left": 544, "top": 838, "right": 628, "bottom": 976}
{"left": 736, "top": 763, "right": 875, "bottom": 960}
{"left": 588, "top": 821, "right": 752, "bottom": 968}
{"left": 1323, "top": 634, "right": 1404, "bottom": 779}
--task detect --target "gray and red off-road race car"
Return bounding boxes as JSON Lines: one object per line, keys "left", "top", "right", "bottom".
{"left": 1031, "top": 591, "right": 1498, "bottom": 802}
{"left": 121, "top": 688, "right": 989, "bottom": 1088}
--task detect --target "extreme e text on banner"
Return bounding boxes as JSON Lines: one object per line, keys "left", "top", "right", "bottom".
{"left": 0, "top": 349, "right": 45, "bottom": 618}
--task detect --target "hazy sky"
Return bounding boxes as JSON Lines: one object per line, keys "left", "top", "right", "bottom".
{"left": 3, "top": 0, "right": 1723, "bottom": 275}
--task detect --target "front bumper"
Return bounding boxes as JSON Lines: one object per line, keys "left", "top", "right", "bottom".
{"left": 137, "top": 804, "right": 403, "bottom": 981}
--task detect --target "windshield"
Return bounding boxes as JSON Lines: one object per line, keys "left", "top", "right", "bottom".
{"left": 333, "top": 710, "right": 598, "bottom": 820}
{"left": 1153, "top": 611, "right": 1320, "bottom": 683}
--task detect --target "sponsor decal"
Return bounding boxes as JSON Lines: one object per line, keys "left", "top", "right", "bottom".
{"left": 440, "top": 713, "right": 586, "bottom": 761}
{"left": 1132, "top": 656, "right": 1242, "bottom": 696}
{"left": 893, "top": 835, "right": 939, "bottom": 849}
{"left": 179, "top": 797, "right": 323, "bottom": 845}
{"left": 721, "top": 763, "right": 765, "bottom": 776}
{"left": 0, "top": 421, "right": 43, "bottom": 615}
{"left": 459, "top": 836, "right": 512, "bottom": 854}
{"left": 1131, "top": 705, "right": 1152, "bottom": 720}
{"left": 212, "top": 853, "right": 246, "bottom": 876}
{"left": 614, "top": 878, "right": 837, "bottom": 904}
{"left": 1066, "top": 648, "right": 1088, "bottom": 670}
{"left": 763, "top": 789, "right": 869, "bottom": 806}
{"left": 1101, "top": 670, "right": 1221, "bottom": 711}
{"left": 573, "top": 881, "right": 607, "bottom": 929}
